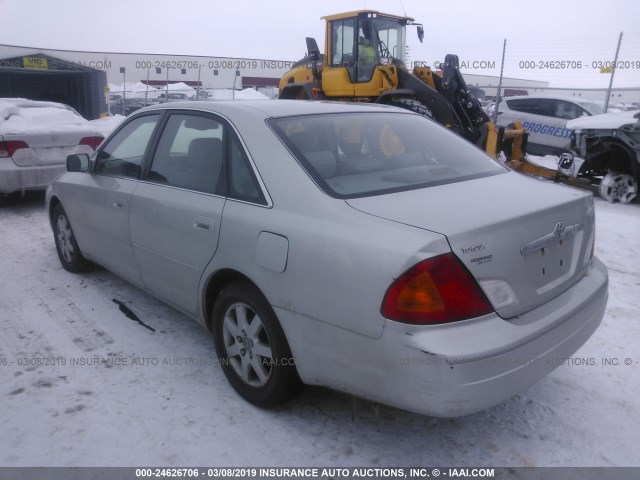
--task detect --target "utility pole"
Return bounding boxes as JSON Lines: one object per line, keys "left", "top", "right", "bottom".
{"left": 493, "top": 39, "right": 506, "bottom": 124}
{"left": 604, "top": 32, "right": 623, "bottom": 113}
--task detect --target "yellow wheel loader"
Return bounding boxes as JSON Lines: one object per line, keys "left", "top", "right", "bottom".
{"left": 279, "top": 10, "right": 528, "bottom": 161}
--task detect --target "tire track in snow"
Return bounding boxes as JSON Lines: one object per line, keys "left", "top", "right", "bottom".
{"left": 0, "top": 296, "right": 58, "bottom": 360}
{"left": 29, "top": 287, "right": 115, "bottom": 353}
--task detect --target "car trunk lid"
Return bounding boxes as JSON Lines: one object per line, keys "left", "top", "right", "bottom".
{"left": 346, "top": 172, "right": 595, "bottom": 319}
{"left": 3, "top": 130, "right": 98, "bottom": 166}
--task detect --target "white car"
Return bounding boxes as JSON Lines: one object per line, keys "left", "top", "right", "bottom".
{"left": 0, "top": 98, "right": 104, "bottom": 195}
{"left": 496, "top": 95, "right": 605, "bottom": 156}
{"left": 567, "top": 109, "right": 640, "bottom": 203}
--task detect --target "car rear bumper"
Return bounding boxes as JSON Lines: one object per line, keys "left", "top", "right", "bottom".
{"left": 0, "top": 162, "right": 65, "bottom": 194}
{"left": 276, "top": 257, "right": 608, "bottom": 417}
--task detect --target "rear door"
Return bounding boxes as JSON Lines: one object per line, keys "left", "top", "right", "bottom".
{"left": 129, "top": 112, "right": 227, "bottom": 315}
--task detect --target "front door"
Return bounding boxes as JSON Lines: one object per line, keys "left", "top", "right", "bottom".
{"left": 66, "top": 113, "right": 162, "bottom": 286}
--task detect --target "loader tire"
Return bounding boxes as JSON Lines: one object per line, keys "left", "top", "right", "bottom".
{"left": 389, "top": 97, "right": 434, "bottom": 120}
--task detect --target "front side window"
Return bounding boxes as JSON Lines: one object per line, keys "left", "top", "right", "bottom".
{"left": 95, "top": 114, "right": 160, "bottom": 178}
{"left": 553, "top": 100, "right": 585, "bottom": 120}
{"left": 577, "top": 101, "right": 603, "bottom": 115}
{"left": 147, "top": 114, "right": 225, "bottom": 195}
{"left": 269, "top": 112, "right": 506, "bottom": 199}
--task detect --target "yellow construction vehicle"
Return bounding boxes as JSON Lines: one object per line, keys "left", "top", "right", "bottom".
{"left": 279, "top": 10, "right": 527, "bottom": 161}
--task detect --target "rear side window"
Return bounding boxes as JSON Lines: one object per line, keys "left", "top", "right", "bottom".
{"left": 145, "top": 113, "right": 267, "bottom": 204}
{"left": 228, "top": 134, "right": 266, "bottom": 204}
{"left": 95, "top": 114, "right": 160, "bottom": 178}
{"left": 147, "top": 114, "right": 225, "bottom": 195}
{"left": 269, "top": 112, "right": 505, "bottom": 199}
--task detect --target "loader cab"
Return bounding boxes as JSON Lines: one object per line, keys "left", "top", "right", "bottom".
{"left": 322, "top": 11, "right": 411, "bottom": 97}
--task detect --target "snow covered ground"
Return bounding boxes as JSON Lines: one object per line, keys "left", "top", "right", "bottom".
{"left": 0, "top": 190, "right": 638, "bottom": 468}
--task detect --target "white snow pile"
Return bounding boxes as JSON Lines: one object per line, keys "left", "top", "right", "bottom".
{"left": 526, "top": 154, "right": 562, "bottom": 170}
{"left": 164, "top": 82, "right": 195, "bottom": 95}
{"left": 0, "top": 98, "right": 92, "bottom": 134}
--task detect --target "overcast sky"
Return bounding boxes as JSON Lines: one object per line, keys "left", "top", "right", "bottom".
{"left": 0, "top": 0, "right": 638, "bottom": 88}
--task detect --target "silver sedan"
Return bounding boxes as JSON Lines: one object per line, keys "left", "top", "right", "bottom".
{"left": 46, "top": 100, "right": 608, "bottom": 417}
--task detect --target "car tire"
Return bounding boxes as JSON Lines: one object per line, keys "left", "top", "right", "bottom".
{"left": 52, "top": 204, "right": 93, "bottom": 273}
{"left": 389, "top": 97, "right": 434, "bottom": 119}
{"left": 599, "top": 172, "right": 638, "bottom": 204}
{"left": 212, "top": 281, "right": 302, "bottom": 407}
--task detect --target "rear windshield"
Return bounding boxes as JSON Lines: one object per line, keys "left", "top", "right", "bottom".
{"left": 269, "top": 112, "right": 505, "bottom": 198}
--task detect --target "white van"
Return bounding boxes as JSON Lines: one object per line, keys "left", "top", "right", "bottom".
{"left": 495, "top": 96, "right": 605, "bottom": 155}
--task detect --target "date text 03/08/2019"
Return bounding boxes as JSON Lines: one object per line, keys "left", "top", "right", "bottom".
{"left": 134, "top": 467, "right": 496, "bottom": 478}
{"left": 518, "top": 60, "right": 640, "bottom": 69}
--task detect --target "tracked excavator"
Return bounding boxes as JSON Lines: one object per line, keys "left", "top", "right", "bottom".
{"left": 278, "top": 10, "right": 529, "bottom": 162}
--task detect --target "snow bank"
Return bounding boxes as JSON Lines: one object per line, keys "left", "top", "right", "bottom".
{"left": 165, "top": 82, "right": 194, "bottom": 94}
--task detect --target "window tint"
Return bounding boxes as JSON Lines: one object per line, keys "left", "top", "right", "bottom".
{"left": 147, "top": 114, "right": 225, "bottom": 195}
{"left": 269, "top": 112, "right": 505, "bottom": 199}
{"left": 95, "top": 114, "right": 160, "bottom": 178}
{"left": 506, "top": 98, "right": 554, "bottom": 117}
{"left": 228, "top": 134, "right": 266, "bottom": 204}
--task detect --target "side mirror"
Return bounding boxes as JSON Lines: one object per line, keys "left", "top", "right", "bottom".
{"left": 306, "top": 37, "right": 321, "bottom": 62}
{"left": 417, "top": 25, "right": 424, "bottom": 43}
{"left": 67, "top": 153, "right": 90, "bottom": 172}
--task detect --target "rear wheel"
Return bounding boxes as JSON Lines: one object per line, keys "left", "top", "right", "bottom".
{"left": 52, "top": 204, "right": 93, "bottom": 273}
{"left": 599, "top": 172, "right": 638, "bottom": 203}
{"left": 212, "top": 282, "right": 302, "bottom": 407}
{"left": 389, "top": 97, "right": 433, "bottom": 120}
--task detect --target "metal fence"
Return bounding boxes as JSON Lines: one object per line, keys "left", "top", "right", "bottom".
{"left": 473, "top": 86, "right": 640, "bottom": 111}
{"left": 407, "top": 30, "right": 640, "bottom": 113}
{"left": 106, "top": 85, "right": 276, "bottom": 116}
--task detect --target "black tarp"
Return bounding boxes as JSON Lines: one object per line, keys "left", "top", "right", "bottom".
{"left": 0, "top": 53, "right": 107, "bottom": 120}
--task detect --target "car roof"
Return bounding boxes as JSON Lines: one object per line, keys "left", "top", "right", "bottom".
{"left": 136, "top": 99, "right": 408, "bottom": 120}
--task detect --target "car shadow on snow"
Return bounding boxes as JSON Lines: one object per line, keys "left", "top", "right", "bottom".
{"left": 0, "top": 190, "right": 46, "bottom": 209}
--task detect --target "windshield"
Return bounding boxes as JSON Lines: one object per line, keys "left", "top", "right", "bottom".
{"left": 269, "top": 112, "right": 506, "bottom": 199}
{"left": 372, "top": 17, "right": 406, "bottom": 62}
{"left": 577, "top": 101, "right": 604, "bottom": 115}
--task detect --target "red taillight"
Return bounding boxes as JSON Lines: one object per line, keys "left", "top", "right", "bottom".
{"left": 0, "top": 140, "right": 29, "bottom": 158}
{"left": 79, "top": 136, "right": 104, "bottom": 151}
{"left": 381, "top": 253, "right": 494, "bottom": 324}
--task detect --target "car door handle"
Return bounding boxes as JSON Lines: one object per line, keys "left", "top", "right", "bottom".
{"left": 114, "top": 201, "right": 124, "bottom": 208}
{"left": 194, "top": 221, "right": 210, "bottom": 231}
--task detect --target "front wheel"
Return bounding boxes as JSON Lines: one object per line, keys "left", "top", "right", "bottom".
{"left": 599, "top": 172, "right": 638, "bottom": 203}
{"left": 52, "top": 204, "right": 93, "bottom": 273}
{"left": 212, "top": 282, "right": 302, "bottom": 407}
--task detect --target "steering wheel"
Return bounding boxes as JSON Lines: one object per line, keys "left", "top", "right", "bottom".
{"left": 377, "top": 40, "right": 390, "bottom": 58}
